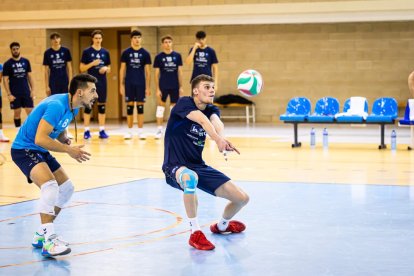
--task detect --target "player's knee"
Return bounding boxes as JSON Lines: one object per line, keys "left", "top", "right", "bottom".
{"left": 156, "top": 106, "right": 165, "bottom": 118}
{"left": 14, "top": 118, "right": 21, "bottom": 127}
{"left": 98, "top": 104, "right": 106, "bottom": 114}
{"left": 39, "top": 180, "right": 59, "bottom": 216}
{"left": 137, "top": 105, "right": 144, "bottom": 114}
{"left": 84, "top": 107, "right": 92, "bottom": 114}
{"left": 238, "top": 193, "right": 250, "bottom": 206}
{"left": 126, "top": 105, "right": 134, "bottom": 116}
{"left": 178, "top": 168, "right": 198, "bottom": 194}
{"left": 56, "top": 179, "right": 74, "bottom": 208}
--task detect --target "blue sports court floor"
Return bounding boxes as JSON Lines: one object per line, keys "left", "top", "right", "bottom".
{"left": 1, "top": 178, "right": 414, "bottom": 275}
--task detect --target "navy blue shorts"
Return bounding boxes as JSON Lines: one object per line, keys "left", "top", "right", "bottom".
{"left": 161, "top": 89, "right": 179, "bottom": 104}
{"left": 163, "top": 164, "right": 231, "bottom": 196}
{"left": 11, "top": 149, "right": 61, "bottom": 183}
{"left": 96, "top": 82, "right": 107, "bottom": 103}
{"left": 50, "top": 82, "right": 68, "bottom": 95}
{"left": 125, "top": 83, "right": 145, "bottom": 103}
{"left": 10, "top": 94, "right": 34, "bottom": 109}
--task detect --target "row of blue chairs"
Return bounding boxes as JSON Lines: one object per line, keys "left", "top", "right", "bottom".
{"left": 280, "top": 97, "right": 398, "bottom": 123}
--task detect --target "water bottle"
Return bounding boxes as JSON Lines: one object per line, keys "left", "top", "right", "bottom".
{"left": 391, "top": 129, "right": 396, "bottom": 151}
{"left": 310, "top": 128, "right": 316, "bottom": 148}
{"left": 323, "top": 128, "right": 328, "bottom": 149}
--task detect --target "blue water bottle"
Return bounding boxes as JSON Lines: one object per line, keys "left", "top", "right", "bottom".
{"left": 310, "top": 128, "right": 316, "bottom": 148}
{"left": 323, "top": 128, "right": 328, "bottom": 149}
{"left": 391, "top": 129, "right": 396, "bottom": 151}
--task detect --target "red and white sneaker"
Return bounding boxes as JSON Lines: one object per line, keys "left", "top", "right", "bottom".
{"left": 210, "top": 220, "right": 246, "bottom": 234}
{"left": 189, "top": 230, "right": 215, "bottom": 250}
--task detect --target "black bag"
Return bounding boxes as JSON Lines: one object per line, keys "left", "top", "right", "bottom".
{"left": 215, "top": 94, "right": 253, "bottom": 105}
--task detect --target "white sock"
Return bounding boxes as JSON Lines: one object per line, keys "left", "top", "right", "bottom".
{"left": 0, "top": 130, "right": 4, "bottom": 135}
{"left": 138, "top": 128, "right": 143, "bottom": 134}
{"left": 189, "top": 217, "right": 201, "bottom": 233}
{"left": 41, "top": 223, "right": 55, "bottom": 241}
{"left": 99, "top": 126, "right": 105, "bottom": 131}
{"left": 217, "top": 217, "right": 230, "bottom": 231}
{"left": 84, "top": 127, "right": 90, "bottom": 131}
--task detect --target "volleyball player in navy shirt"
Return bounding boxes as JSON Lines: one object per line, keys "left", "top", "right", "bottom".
{"left": 80, "top": 30, "right": 111, "bottom": 139}
{"left": 119, "top": 30, "right": 151, "bottom": 140}
{"left": 185, "top": 31, "right": 219, "bottom": 91}
{"left": 43, "top": 32, "right": 73, "bottom": 96}
{"left": 3, "top": 42, "right": 35, "bottom": 128}
{"left": 163, "top": 75, "right": 249, "bottom": 251}
{"left": 153, "top": 35, "right": 183, "bottom": 139}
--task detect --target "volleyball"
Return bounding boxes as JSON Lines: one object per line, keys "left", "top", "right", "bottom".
{"left": 237, "top": 69, "right": 263, "bottom": 97}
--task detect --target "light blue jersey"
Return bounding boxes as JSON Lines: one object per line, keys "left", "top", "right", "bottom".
{"left": 12, "top": 94, "right": 79, "bottom": 152}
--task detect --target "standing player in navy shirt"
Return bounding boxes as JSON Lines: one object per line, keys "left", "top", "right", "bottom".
{"left": 153, "top": 35, "right": 183, "bottom": 139}
{"left": 43, "top": 32, "right": 73, "bottom": 96}
{"left": 3, "top": 42, "right": 35, "bottom": 128}
{"left": 185, "top": 31, "right": 219, "bottom": 92}
{"left": 163, "top": 75, "right": 249, "bottom": 250}
{"left": 0, "top": 63, "right": 10, "bottom": 142}
{"left": 80, "top": 30, "right": 111, "bottom": 139}
{"left": 119, "top": 30, "right": 151, "bottom": 140}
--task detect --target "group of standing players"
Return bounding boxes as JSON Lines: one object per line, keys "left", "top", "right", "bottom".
{"left": 5, "top": 29, "right": 249, "bottom": 256}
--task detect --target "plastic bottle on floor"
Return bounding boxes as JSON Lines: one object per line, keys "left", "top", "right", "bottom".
{"left": 323, "top": 128, "right": 328, "bottom": 150}
{"left": 391, "top": 129, "right": 396, "bottom": 151}
{"left": 310, "top": 128, "right": 316, "bottom": 148}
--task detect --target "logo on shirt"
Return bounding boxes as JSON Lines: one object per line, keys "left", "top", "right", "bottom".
{"left": 190, "top": 124, "right": 206, "bottom": 137}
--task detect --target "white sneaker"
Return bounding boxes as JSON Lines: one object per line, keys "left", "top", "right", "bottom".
{"left": 124, "top": 132, "right": 133, "bottom": 140}
{"left": 0, "top": 133, "right": 10, "bottom": 142}
{"left": 139, "top": 132, "right": 146, "bottom": 140}
{"left": 155, "top": 129, "right": 162, "bottom": 139}
{"left": 42, "top": 234, "right": 71, "bottom": 257}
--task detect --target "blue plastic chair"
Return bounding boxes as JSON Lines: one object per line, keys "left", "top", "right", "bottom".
{"left": 279, "top": 97, "right": 311, "bottom": 122}
{"left": 307, "top": 97, "right": 340, "bottom": 123}
{"left": 335, "top": 98, "right": 368, "bottom": 123}
{"left": 366, "top": 97, "right": 398, "bottom": 123}
{"left": 399, "top": 100, "right": 414, "bottom": 125}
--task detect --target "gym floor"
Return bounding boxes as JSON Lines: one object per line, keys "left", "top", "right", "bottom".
{"left": 1, "top": 122, "right": 413, "bottom": 275}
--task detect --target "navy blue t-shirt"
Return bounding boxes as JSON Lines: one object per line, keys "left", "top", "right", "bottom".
{"left": 81, "top": 47, "right": 111, "bottom": 86}
{"left": 3, "top": 57, "right": 32, "bottom": 95}
{"left": 162, "top": 97, "right": 220, "bottom": 169}
{"left": 43, "top": 46, "right": 72, "bottom": 88}
{"left": 120, "top": 47, "right": 151, "bottom": 86}
{"left": 189, "top": 46, "right": 218, "bottom": 81}
{"left": 153, "top": 51, "right": 182, "bottom": 90}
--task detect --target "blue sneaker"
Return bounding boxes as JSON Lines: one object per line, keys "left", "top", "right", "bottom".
{"left": 99, "top": 130, "right": 109, "bottom": 139}
{"left": 32, "top": 232, "right": 45, "bottom": 248}
{"left": 83, "top": 130, "right": 91, "bottom": 140}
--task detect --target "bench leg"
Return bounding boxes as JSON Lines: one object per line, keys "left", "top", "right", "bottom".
{"left": 409, "top": 126, "right": 414, "bottom": 150}
{"left": 378, "top": 124, "right": 386, "bottom": 149}
{"left": 292, "top": 123, "right": 302, "bottom": 148}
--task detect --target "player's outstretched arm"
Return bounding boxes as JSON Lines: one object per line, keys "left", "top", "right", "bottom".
{"left": 187, "top": 110, "right": 227, "bottom": 152}
{"left": 35, "top": 119, "right": 91, "bottom": 163}
{"left": 210, "top": 114, "right": 240, "bottom": 154}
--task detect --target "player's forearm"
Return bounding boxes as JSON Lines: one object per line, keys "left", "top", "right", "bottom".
{"left": 35, "top": 135, "right": 70, "bottom": 153}
{"left": 80, "top": 63, "right": 92, "bottom": 72}
{"left": 185, "top": 51, "right": 195, "bottom": 65}
{"left": 67, "top": 62, "right": 73, "bottom": 81}
{"left": 199, "top": 117, "right": 222, "bottom": 143}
